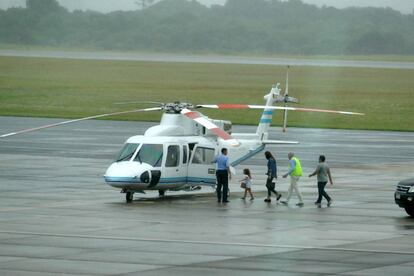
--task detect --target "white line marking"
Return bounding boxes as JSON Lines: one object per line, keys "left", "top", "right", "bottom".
{"left": 0, "top": 230, "right": 413, "bottom": 255}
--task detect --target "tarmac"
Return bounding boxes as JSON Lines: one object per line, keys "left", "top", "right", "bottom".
{"left": 1, "top": 116, "right": 414, "bottom": 275}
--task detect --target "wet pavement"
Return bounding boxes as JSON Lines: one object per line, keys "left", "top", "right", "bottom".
{"left": 1, "top": 116, "right": 414, "bottom": 275}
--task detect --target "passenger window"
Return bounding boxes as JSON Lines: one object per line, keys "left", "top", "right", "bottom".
{"left": 166, "top": 145, "right": 180, "bottom": 167}
{"left": 192, "top": 147, "right": 215, "bottom": 164}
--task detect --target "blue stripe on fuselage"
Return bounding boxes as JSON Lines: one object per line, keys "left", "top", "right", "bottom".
{"left": 105, "top": 176, "right": 215, "bottom": 185}
{"left": 260, "top": 119, "right": 272, "bottom": 123}
{"left": 104, "top": 176, "right": 139, "bottom": 183}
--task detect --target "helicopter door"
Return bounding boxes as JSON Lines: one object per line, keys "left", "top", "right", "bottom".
{"left": 163, "top": 144, "right": 187, "bottom": 186}
{"left": 187, "top": 146, "right": 216, "bottom": 186}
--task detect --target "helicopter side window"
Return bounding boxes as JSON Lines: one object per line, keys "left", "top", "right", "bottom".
{"left": 191, "top": 147, "right": 215, "bottom": 164}
{"left": 115, "top": 143, "right": 140, "bottom": 162}
{"left": 134, "top": 144, "right": 163, "bottom": 167}
{"left": 166, "top": 145, "right": 180, "bottom": 167}
{"left": 188, "top": 143, "right": 196, "bottom": 160}
{"left": 183, "top": 145, "right": 188, "bottom": 164}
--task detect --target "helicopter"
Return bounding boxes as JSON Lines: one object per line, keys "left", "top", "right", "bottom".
{"left": 1, "top": 74, "right": 363, "bottom": 203}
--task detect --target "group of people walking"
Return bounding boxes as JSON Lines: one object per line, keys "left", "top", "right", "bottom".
{"left": 213, "top": 148, "right": 333, "bottom": 206}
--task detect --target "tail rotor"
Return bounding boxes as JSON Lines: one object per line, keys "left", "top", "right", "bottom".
{"left": 283, "top": 67, "right": 289, "bottom": 132}
{"left": 277, "top": 66, "right": 298, "bottom": 132}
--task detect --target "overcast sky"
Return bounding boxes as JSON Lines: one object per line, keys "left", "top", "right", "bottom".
{"left": 1, "top": 0, "right": 413, "bottom": 14}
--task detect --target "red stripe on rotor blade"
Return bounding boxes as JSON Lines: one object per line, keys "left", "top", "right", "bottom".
{"left": 217, "top": 104, "right": 249, "bottom": 109}
{"left": 210, "top": 128, "right": 232, "bottom": 140}
{"left": 183, "top": 111, "right": 200, "bottom": 119}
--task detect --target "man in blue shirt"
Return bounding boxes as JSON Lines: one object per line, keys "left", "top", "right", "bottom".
{"left": 213, "top": 148, "right": 231, "bottom": 203}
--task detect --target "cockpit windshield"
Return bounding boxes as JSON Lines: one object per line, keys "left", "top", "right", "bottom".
{"left": 134, "top": 144, "right": 163, "bottom": 167}
{"left": 115, "top": 143, "right": 140, "bottom": 162}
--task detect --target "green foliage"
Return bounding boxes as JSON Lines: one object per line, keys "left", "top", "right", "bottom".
{"left": 26, "top": 0, "right": 66, "bottom": 14}
{"left": 0, "top": 0, "right": 413, "bottom": 55}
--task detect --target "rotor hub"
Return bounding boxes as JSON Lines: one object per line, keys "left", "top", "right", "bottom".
{"left": 164, "top": 102, "right": 194, "bottom": 113}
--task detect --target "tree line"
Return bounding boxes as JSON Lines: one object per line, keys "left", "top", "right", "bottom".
{"left": 1, "top": 0, "right": 413, "bottom": 55}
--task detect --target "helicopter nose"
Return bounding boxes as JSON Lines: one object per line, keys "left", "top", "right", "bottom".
{"left": 104, "top": 162, "right": 162, "bottom": 190}
{"left": 104, "top": 162, "right": 153, "bottom": 187}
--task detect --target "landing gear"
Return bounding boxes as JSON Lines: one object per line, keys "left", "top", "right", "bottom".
{"left": 126, "top": 191, "right": 134, "bottom": 203}
{"left": 158, "top": 190, "right": 165, "bottom": 197}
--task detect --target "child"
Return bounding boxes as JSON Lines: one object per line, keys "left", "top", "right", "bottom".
{"left": 240, "top": 168, "right": 254, "bottom": 200}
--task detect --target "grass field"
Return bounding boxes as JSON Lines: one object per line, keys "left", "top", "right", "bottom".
{"left": 0, "top": 55, "right": 413, "bottom": 131}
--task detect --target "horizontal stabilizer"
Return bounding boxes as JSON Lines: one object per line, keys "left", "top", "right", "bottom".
{"left": 262, "top": 140, "right": 299, "bottom": 145}
{"left": 274, "top": 96, "right": 299, "bottom": 103}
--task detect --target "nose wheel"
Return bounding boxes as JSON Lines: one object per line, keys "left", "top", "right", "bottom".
{"left": 126, "top": 191, "right": 134, "bottom": 203}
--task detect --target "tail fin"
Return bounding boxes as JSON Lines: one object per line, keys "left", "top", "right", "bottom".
{"left": 256, "top": 83, "right": 281, "bottom": 140}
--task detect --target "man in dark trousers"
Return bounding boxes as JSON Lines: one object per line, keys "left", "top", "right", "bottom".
{"left": 213, "top": 148, "right": 231, "bottom": 203}
{"left": 264, "top": 151, "right": 282, "bottom": 203}
{"left": 309, "top": 155, "right": 333, "bottom": 206}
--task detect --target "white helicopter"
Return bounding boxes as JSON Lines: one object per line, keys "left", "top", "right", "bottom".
{"left": 1, "top": 73, "right": 363, "bottom": 202}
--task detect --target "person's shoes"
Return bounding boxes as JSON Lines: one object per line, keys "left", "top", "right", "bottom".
{"left": 280, "top": 200, "right": 288, "bottom": 205}
{"left": 217, "top": 200, "right": 221, "bottom": 203}
{"left": 327, "top": 200, "right": 333, "bottom": 207}
{"left": 296, "top": 202, "right": 304, "bottom": 206}
{"left": 264, "top": 198, "right": 271, "bottom": 202}
{"left": 314, "top": 201, "right": 321, "bottom": 205}
{"left": 250, "top": 197, "right": 254, "bottom": 201}
{"left": 223, "top": 200, "right": 230, "bottom": 203}
{"left": 276, "top": 194, "right": 282, "bottom": 201}
{"left": 240, "top": 197, "right": 246, "bottom": 200}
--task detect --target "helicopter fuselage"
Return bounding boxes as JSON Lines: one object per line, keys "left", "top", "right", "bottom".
{"left": 104, "top": 133, "right": 264, "bottom": 193}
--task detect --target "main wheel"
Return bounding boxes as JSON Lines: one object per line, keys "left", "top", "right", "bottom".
{"left": 405, "top": 206, "right": 414, "bottom": 217}
{"left": 159, "top": 190, "right": 165, "bottom": 197}
{"left": 126, "top": 192, "right": 134, "bottom": 203}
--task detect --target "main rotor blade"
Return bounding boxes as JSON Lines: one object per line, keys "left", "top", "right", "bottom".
{"left": 181, "top": 108, "right": 240, "bottom": 147}
{"left": 0, "top": 107, "right": 162, "bottom": 138}
{"left": 197, "top": 104, "right": 364, "bottom": 116}
{"left": 114, "top": 101, "right": 164, "bottom": 106}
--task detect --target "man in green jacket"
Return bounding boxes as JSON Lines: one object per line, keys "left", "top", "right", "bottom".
{"left": 281, "top": 152, "right": 304, "bottom": 206}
